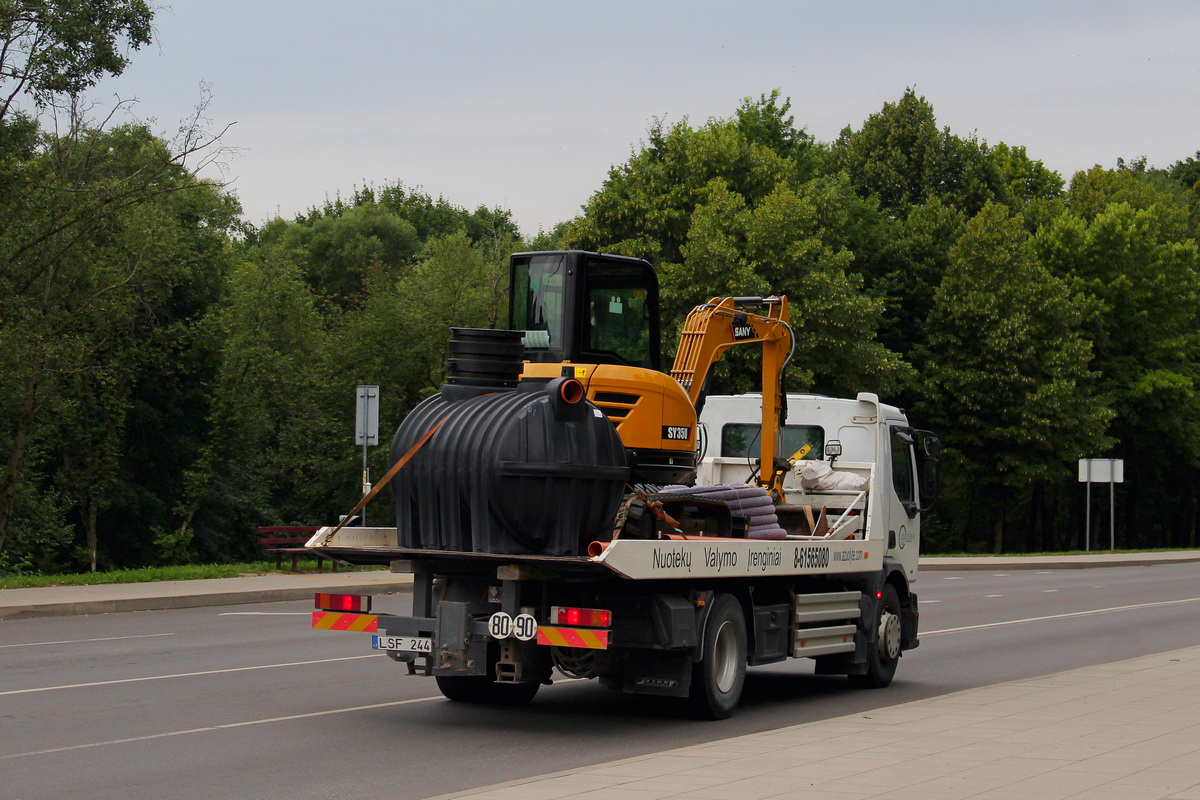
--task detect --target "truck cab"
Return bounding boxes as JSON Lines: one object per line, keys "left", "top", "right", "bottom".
{"left": 696, "top": 392, "right": 940, "bottom": 583}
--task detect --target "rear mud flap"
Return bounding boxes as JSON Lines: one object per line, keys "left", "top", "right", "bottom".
{"left": 622, "top": 650, "right": 692, "bottom": 698}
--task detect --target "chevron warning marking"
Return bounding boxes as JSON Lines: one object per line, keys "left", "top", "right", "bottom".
{"left": 311, "top": 611, "right": 378, "bottom": 632}
{"left": 535, "top": 626, "right": 609, "bottom": 649}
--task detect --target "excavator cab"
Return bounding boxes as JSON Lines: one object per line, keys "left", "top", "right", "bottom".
{"left": 511, "top": 251, "right": 695, "bottom": 485}
{"left": 511, "top": 251, "right": 661, "bottom": 371}
{"left": 510, "top": 250, "right": 793, "bottom": 494}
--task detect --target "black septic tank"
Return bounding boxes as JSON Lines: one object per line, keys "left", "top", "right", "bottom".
{"left": 389, "top": 328, "right": 629, "bottom": 556}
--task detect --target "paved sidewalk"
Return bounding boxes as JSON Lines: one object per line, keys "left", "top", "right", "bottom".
{"left": 0, "top": 569, "right": 413, "bottom": 620}
{"left": 431, "top": 645, "right": 1200, "bottom": 800}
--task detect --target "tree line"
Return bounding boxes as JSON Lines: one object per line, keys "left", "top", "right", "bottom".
{"left": 2, "top": 7, "right": 1197, "bottom": 573}
{"left": 562, "top": 90, "right": 1200, "bottom": 555}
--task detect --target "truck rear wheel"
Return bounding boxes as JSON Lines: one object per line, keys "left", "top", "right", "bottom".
{"left": 689, "top": 593, "right": 747, "bottom": 719}
{"left": 849, "top": 584, "right": 901, "bottom": 689}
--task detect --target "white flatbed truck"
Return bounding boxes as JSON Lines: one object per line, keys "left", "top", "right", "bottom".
{"left": 308, "top": 390, "right": 940, "bottom": 718}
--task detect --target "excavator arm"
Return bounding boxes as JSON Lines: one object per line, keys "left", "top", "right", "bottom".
{"left": 670, "top": 296, "right": 794, "bottom": 498}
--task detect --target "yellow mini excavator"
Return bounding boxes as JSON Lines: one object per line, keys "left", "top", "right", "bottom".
{"left": 511, "top": 250, "right": 794, "bottom": 497}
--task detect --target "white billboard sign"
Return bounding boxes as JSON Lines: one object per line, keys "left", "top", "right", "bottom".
{"left": 1078, "top": 458, "right": 1123, "bottom": 484}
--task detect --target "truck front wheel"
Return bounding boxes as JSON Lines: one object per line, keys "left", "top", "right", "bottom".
{"left": 689, "top": 593, "right": 747, "bottom": 719}
{"left": 849, "top": 584, "right": 901, "bottom": 689}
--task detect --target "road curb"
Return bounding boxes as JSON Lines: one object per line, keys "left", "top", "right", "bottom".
{"left": 0, "top": 580, "right": 413, "bottom": 621}
{"left": 919, "top": 551, "right": 1200, "bottom": 571}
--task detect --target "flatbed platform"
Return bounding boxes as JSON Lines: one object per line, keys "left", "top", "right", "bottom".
{"left": 306, "top": 527, "right": 884, "bottom": 580}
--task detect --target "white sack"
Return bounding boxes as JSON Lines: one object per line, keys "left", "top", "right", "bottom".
{"left": 796, "top": 460, "right": 867, "bottom": 491}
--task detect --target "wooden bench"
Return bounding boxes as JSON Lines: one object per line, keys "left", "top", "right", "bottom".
{"left": 257, "top": 526, "right": 338, "bottom": 572}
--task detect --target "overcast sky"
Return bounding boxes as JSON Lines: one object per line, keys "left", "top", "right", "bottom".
{"left": 90, "top": 1, "right": 1199, "bottom": 236}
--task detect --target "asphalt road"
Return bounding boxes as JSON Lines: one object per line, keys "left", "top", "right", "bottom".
{"left": 3, "top": 563, "right": 1199, "bottom": 800}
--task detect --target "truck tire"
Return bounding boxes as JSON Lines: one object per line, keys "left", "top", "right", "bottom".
{"left": 849, "top": 583, "right": 901, "bottom": 689}
{"left": 434, "top": 642, "right": 541, "bottom": 705}
{"left": 689, "top": 593, "right": 747, "bottom": 719}
{"left": 434, "top": 675, "right": 540, "bottom": 705}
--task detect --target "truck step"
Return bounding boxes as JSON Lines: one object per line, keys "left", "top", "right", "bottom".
{"left": 792, "top": 590, "right": 861, "bottom": 658}
{"left": 792, "top": 624, "right": 858, "bottom": 657}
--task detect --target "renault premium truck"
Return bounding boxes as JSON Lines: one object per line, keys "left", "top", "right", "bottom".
{"left": 307, "top": 251, "right": 940, "bottom": 718}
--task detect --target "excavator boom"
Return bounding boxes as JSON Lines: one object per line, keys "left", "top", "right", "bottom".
{"left": 670, "top": 296, "right": 794, "bottom": 497}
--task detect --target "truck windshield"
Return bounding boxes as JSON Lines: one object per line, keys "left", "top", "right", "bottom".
{"left": 721, "top": 423, "right": 824, "bottom": 460}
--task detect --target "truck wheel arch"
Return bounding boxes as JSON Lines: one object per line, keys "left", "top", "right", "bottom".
{"left": 690, "top": 588, "right": 756, "bottom": 664}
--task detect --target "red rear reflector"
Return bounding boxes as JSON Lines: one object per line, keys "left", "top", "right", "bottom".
{"left": 315, "top": 593, "right": 371, "bottom": 613}
{"left": 537, "top": 626, "right": 609, "bottom": 649}
{"left": 551, "top": 605, "right": 612, "bottom": 628}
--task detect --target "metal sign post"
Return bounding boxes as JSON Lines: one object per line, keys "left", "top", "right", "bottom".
{"left": 1078, "top": 458, "right": 1124, "bottom": 551}
{"left": 356, "top": 385, "right": 380, "bottom": 526}
{"left": 1084, "top": 459, "right": 1091, "bottom": 551}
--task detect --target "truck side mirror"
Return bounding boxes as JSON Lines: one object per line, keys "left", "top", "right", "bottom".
{"left": 923, "top": 435, "right": 942, "bottom": 459}
{"left": 919, "top": 459, "right": 941, "bottom": 512}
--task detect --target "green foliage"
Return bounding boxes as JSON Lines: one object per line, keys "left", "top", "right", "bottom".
{"left": 194, "top": 198, "right": 522, "bottom": 536}
{"left": 874, "top": 197, "right": 965, "bottom": 361}
{"left": 829, "top": 88, "right": 1060, "bottom": 219}
{"left": 917, "top": 203, "right": 1112, "bottom": 551}
{"left": 1033, "top": 182, "right": 1200, "bottom": 547}
{"left": 733, "top": 89, "right": 815, "bottom": 165}
{"left": 565, "top": 94, "right": 901, "bottom": 396}
{"left": 6, "top": 80, "right": 1200, "bottom": 570}
{"left": 0, "top": 0, "right": 153, "bottom": 119}
{"left": 563, "top": 95, "right": 804, "bottom": 267}
{"left": 0, "top": 480, "right": 73, "bottom": 574}
{"left": 370, "top": 183, "right": 521, "bottom": 245}
{"left": 0, "top": 118, "right": 240, "bottom": 568}
{"left": 258, "top": 203, "right": 419, "bottom": 305}
{"left": 1168, "top": 151, "right": 1200, "bottom": 191}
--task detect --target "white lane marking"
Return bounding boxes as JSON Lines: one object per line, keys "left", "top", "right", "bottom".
{"left": 942, "top": 576, "right": 964, "bottom": 580}
{"left": 925, "top": 597, "right": 1200, "bottom": 636}
{"left": 919, "top": 599, "right": 941, "bottom": 604}
{"left": 1043, "top": 589, "right": 1059, "bottom": 593}
{"left": 0, "top": 633, "right": 175, "bottom": 650}
{"left": 218, "top": 612, "right": 310, "bottom": 616}
{"left": 992, "top": 573, "right": 1010, "bottom": 577}
{"left": 984, "top": 594, "right": 1004, "bottom": 598}
{"left": 0, "top": 654, "right": 380, "bottom": 697}
{"left": 1, "top": 696, "right": 442, "bottom": 760}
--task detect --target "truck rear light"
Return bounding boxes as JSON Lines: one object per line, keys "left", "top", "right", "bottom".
{"left": 315, "top": 593, "right": 372, "bottom": 613}
{"left": 551, "top": 605, "right": 612, "bottom": 627}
